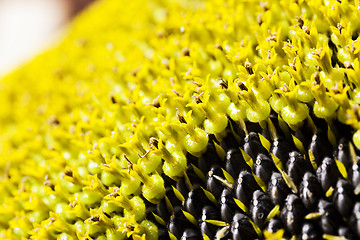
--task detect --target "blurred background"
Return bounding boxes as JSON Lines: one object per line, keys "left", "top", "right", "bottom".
{"left": 0, "top": 0, "right": 94, "bottom": 76}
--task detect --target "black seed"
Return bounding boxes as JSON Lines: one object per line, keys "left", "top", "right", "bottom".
{"left": 268, "top": 172, "right": 291, "bottom": 207}
{"left": 243, "top": 132, "right": 268, "bottom": 161}
{"left": 309, "top": 132, "right": 332, "bottom": 165}
{"left": 250, "top": 190, "right": 273, "bottom": 229}
{"left": 200, "top": 205, "right": 220, "bottom": 221}
{"left": 300, "top": 222, "right": 322, "bottom": 240}
{"left": 168, "top": 207, "right": 194, "bottom": 238}
{"left": 225, "top": 148, "right": 251, "bottom": 178}
{"left": 234, "top": 171, "right": 261, "bottom": 207}
{"left": 316, "top": 157, "right": 341, "bottom": 192}
{"left": 180, "top": 228, "right": 202, "bottom": 240}
{"left": 199, "top": 205, "right": 219, "bottom": 238}
{"left": 231, "top": 213, "right": 258, "bottom": 240}
{"left": 253, "top": 153, "right": 277, "bottom": 184}
{"left": 220, "top": 188, "right": 239, "bottom": 222}
{"left": 317, "top": 200, "right": 342, "bottom": 235}
{"left": 299, "top": 172, "right": 323, "bottom": 211}
{"left": 206, "top": 165, "right": 225, "bottom": 199}
{"left": 185, "top": 185, "right": 213, "bottom": 219}
{"left": 333, "top": 138, "right": 352, "bottom": 170}
{"left": 286, "top": 151, "right": 313, "bottom": 186}
{"left": 332, "top": 179, "right": 355, "bottom": 218}
{"left": 271, "top": 138, "right": 293, "bottom": 166}
{"left": 280, "top": 194, "right": 306, "bottom": 235}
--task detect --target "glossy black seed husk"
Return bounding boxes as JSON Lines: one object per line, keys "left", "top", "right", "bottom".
{"left": 253, "top": 153, "right": 277, "bottom": 185}
{"left": 299, "top": 172, "right": 323, "bottom": 211}
{"left": 220, "top": 188, "right": 239, "bottom": 222}
{"left": 250, "top": 190, "right": 273, "bottom": 229}
{"left": 168, "top": 207, "right": 197, "bottom": 238}
{"left": 235, "top": 171, "right": 261, "bottom": 207}
{"left": 268, "top": 172, "right": 291, "bottom": 207}
{"left": 286, "top": 151, "right": 313, "bottom": 186}
{"left": 280, "top": 194, "right": 306, "bottom": 235}
{"left": 225, "top": 148, "right": 251, "bottom": 178}
{"left": 185, "top": 184, "right": 213, "bottom": 219}
{"left": 206, "top": 165, "right": 226, "bottom": 199}
{"left": 199, "top": 205, "right": 219, "bottom": 238}
{"left": 231, "top": 213, "right": 258, "bottom": 240}
{"left": 317, "top": 200, "right": 342, "bottom": 235}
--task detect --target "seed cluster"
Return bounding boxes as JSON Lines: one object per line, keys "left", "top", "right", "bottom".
{"left": 150, "top": 114, "right": 360, "bottom": 239}
{"left": 1, "top": 0, "right": 360, "bottom": 239}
